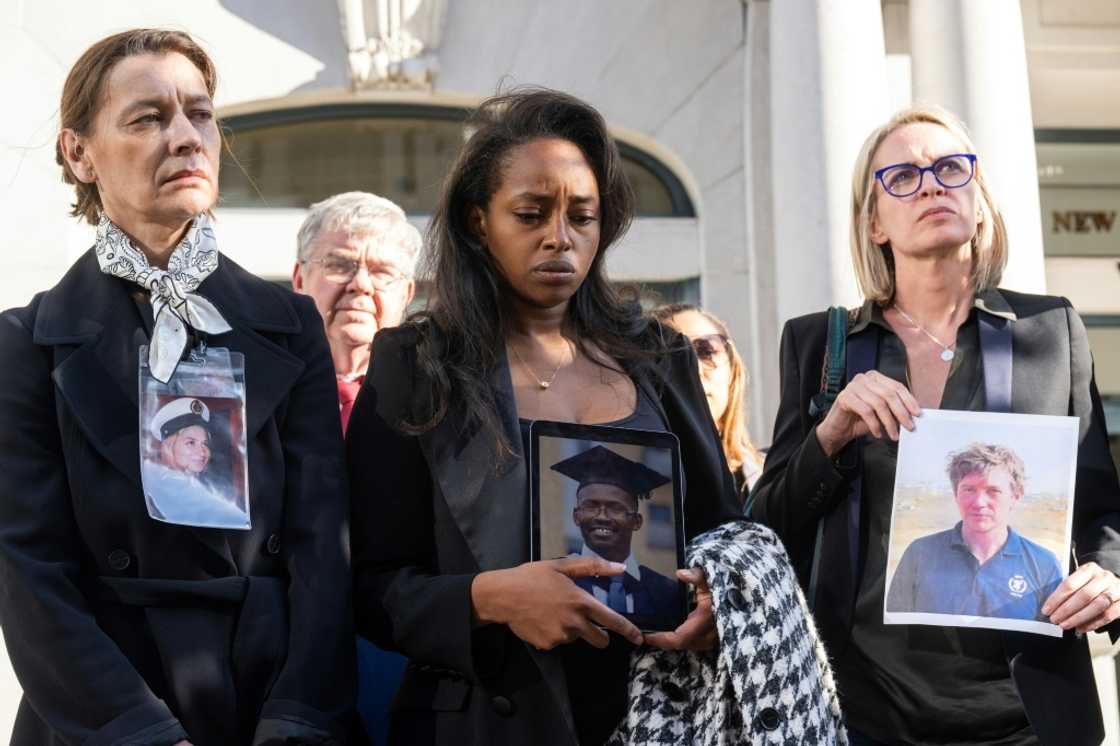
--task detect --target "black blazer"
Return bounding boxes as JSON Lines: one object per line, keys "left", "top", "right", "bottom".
{"left": 748, "top": 289, "right": 1120, "bottom": 746}
{"left": 348, "top": 321, "right": 741, "bottom": 746}
{"left": 0, "top": 251, "right": 358, "bottom": 745}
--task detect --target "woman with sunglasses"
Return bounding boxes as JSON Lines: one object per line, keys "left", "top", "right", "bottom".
{"left": 748, "top": 105, "right": 1120, "bottom": 745}
{"left": 653, "top": 304, "right": 765, "bottom": 502}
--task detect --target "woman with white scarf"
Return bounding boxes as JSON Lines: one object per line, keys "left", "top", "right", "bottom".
{"left": 0, "top": 29, "right": 360, "bottom": 745}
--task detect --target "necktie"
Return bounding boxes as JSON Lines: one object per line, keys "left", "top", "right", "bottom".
{"left": 95, "top": 213, "right": 231, "bottom": 383}
{"left": 608, "top": 574, "right": 628, "bottom": 614}
{"left": 338, "top": 377, "right": 363, "bottom": 435}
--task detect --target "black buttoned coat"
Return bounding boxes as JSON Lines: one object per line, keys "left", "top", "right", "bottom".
{"left": 347, "top": 321, "right": 742, "bottom": 746}
{"left": 0, "top": 251, "right": 358, "bottom": 745}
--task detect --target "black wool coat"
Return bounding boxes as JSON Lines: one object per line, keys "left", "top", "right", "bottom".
{"left": 748, "top": 288, "right": 1120, "bottom": 746}
{"left": 0, "top": 250, "right": 359, "bottom": 745}
{"left": 348, "top": 321, "right": 742, "bottom": 746}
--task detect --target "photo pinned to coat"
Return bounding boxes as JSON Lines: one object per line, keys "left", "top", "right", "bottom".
{"left": 139, "top": 344, "right": 250, "bottom": 530}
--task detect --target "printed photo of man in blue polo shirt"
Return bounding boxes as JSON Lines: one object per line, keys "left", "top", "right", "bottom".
{"left": 887, "top": 443, "right": 1064, "bottom": 621}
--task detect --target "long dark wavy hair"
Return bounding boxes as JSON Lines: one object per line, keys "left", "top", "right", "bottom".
{"left": 406, "top": 87, "right": 665, "bottom": 455}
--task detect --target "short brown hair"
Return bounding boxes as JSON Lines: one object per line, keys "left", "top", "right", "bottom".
{"left": 849, "top": 105, "right": 1009, "bottom": 304}
{"left": 56, "top": 29, "right": 218, "bottom": 225}
{"left": 947, "top": 443, "right": 1025, "bottom": 498}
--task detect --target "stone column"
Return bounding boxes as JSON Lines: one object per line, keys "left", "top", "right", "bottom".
{"left": 742, "top": 0, "right": 781, "bottom": 444}
{"left": 768, "top": 0, "right": 890, "bottom": 328}
{"left": 909, "top": 0, "right": 1046, "bottom": 293}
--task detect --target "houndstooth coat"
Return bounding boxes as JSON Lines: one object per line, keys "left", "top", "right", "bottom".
{"left": 607, "top": 521, "right": 847, "bottom": 746}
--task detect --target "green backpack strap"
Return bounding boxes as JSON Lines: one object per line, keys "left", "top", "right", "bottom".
{"left": 805, "top": 305, "right": 848, "bottom": 609}
{"left": 808, "top": 306, "right": 848, "bottom": 419}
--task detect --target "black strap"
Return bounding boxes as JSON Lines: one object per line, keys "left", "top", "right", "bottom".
{"left": 808, "top": 326, "right": 877, "bottom": 617}
{"left": 979, "top": 313, "right": 1013, "bottom": 412}
{"left": 809, "top": 306, "right": 849, "bottom": 419}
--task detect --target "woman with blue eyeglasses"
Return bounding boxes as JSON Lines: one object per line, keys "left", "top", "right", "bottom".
{"left": 748, "top": 105, "right": 1120, "bottom": 745}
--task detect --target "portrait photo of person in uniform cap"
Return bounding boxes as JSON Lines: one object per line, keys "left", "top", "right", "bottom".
{"left": 550, "top": 445, "right": 681, "bottom": 624}
{"left": 887, "top": 441, "right": 1065, "bottom": 624}
{"left": 140, "top": 397, "right": 249, "bottom": 529}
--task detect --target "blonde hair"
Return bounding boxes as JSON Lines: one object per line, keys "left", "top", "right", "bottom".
{"left": 651, "top": 304, "right": 763, "bottom": 475}
{"left": 849, "top": 105, "right": 1009, "bottom": 303}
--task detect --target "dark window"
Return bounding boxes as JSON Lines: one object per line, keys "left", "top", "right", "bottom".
{"left": 220, "top": 104, "right": 695, "bottom": 217}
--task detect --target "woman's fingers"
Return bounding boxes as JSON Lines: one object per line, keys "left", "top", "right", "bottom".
{"left": 676, "top": 567, "right": 708, "bottom": 590}
{"left": 569, "top": 613, "right": 611, "bottom": 649}
{"left": 645, "top": 610, "right": 715, "bottom": 651}
{"left": 856, "top": 387, "right": 900, "bottom": 440}
{"left": 553, "top": 556, "right": 626, "bottom": 580}
{"left": 866, "top": 373, "right": 918, "bottom": 431}
{"left": 839, "top": 372, "right": 920, "bottom": 442}
{"left": 1079, "top": 597, "right": 1120, "bottom": 634}
{"left": 1043, "top": 563, "right": 1097, "bottom": 620}
{"left": 839, "top": 389, "right": 884, "bottom": 439}
{"left": 646, "top": 569, "right": 716, "bottom": 652}
{"left": 819, "top": 371, "right": 923, "bottom": 455}
{"left": 582, "top": 597, "right": 643, "bottom": 646}
{"left": 1045, "top": 563, "right": 1119, "bottom": 629}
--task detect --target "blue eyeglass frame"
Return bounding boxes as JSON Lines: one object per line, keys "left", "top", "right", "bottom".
{"left": 874, "top": 153, "right": 977, "bottom": 198}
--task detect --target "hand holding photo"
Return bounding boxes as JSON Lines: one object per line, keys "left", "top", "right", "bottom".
{"left": 553, "top": 445, "right": 679, "bottom": 619}
{"left": 530, "top": 422, "right": 687, "bottom": 633}
{"left": 883, "top": 409, "right": 1078, "bottom": 637}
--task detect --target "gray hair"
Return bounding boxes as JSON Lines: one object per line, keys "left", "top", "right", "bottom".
{"left": 296, "top": 191, "right": 422, "bottom": 276}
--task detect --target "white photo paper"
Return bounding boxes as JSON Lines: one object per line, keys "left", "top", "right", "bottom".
{"left": 139, "top": 346, "right": 251, "bottom": 530}
{"left": 883, "top": 409, "right": 1078, "bottom": 637}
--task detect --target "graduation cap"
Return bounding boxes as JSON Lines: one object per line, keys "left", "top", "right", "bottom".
{"left": 550, "top": 445, "right": 670, "bottom": 500}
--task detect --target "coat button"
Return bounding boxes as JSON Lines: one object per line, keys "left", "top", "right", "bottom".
{"left": 491, "top": 695, "right": 515, "bottom": 716}
{"left": 265, "top": 534, "right": 281, "bottom": 556}
{"left": 107, "top": 550, "right": 131, "bottom": 572}
{"left": 726, "top": 588, "right": 748, "bottom": 612}
{"left": 757, "top": 707, "right": 781, "bottom": 731}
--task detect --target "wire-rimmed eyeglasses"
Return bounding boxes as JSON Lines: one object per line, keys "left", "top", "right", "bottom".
{"left": 874, "top": 153, "right": 977, "bottom": 198}
{"left": 302, "top": 256, "right": 408, "bottom": 289}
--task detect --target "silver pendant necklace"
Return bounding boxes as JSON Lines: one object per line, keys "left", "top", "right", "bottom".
{"left": 893, "top": 305, "right": 956, "bottom": 362}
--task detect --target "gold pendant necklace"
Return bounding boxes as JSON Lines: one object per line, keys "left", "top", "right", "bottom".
{"left": 509, "top": 342, "right": 568, "bottom": 390}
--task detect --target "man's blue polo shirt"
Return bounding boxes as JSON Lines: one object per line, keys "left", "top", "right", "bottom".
{"left": 886, "top": 521, "right": 1063, "bottom": 621}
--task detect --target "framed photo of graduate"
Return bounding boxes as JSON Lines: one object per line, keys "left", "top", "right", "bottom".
{"left": 883, "top": 409, "right": 1078, "bottom": 637}
{"left": 529, "top": 422, "right": 688, "bottom": 632}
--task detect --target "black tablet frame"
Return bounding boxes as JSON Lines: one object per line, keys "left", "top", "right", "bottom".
{"left": 528, "top": 420, "right": 687, "bottom": 632}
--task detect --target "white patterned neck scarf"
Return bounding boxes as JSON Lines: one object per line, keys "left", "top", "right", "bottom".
{"left": 95, "top": 213, "right": 232, "bottom": 383}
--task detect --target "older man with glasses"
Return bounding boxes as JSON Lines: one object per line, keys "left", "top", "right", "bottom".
{"left": 293, "top": 191, "right": 421, "bottom": 433}
{"left": 292, "top": 191, "right": 419, "bottom": 744}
